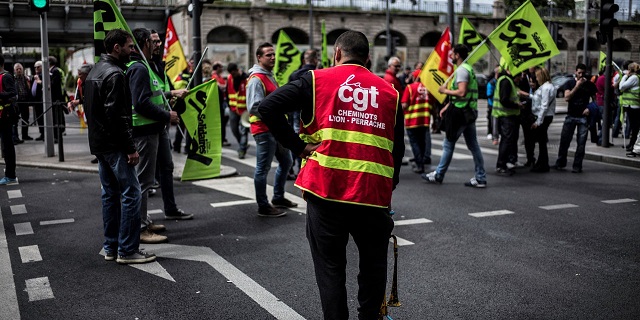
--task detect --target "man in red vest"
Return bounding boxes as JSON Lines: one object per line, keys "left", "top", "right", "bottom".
{"left": 401, "top": 70, "right": 431, "bottom": 173}
{"left": 258, "top": 31, "right": 405, "bottom": 320}
{"left": 247, "top": 42, "right": 297, "bottom": 217}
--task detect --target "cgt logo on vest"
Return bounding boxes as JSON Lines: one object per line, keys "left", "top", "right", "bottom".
{"left": 338, "top": 74, "right": 379, "bottom": 111}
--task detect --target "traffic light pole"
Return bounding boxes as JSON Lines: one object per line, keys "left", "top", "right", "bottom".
{"left": 602, "top": 29, "right": 614, "bottom": 148}
{"left": 40, "top": 12, "right": 55, "bottom": 157}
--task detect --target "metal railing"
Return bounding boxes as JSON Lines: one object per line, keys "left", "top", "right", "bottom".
{"left": 4, "top": 0, "right": 183, "bottom": 6}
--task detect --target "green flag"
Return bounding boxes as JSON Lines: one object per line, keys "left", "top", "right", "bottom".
{"left": 459, "top": 17, "right": 490, "bottom": 66}
{"left": 181, "top": 80, "right": 222, "bottom": 181}
{"left": 487, "top": 0, "right": 559, "bottom": 75}
{"left": 274, "top": 30, "right": 302, "bottom": 86}
{"left": 599, "top": 51, "right": 607, "bottom": 72}
{"left": 321, "top": 20, "right": 330, "bottom": 69}
{"left": 93, "top": 0, "right": 133, "bottom": 63}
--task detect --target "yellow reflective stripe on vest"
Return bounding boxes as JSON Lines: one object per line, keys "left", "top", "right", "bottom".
{"left": 310, "top": 152, "right": 394, "bottom": 178}
{"left": 407, "top": 102, "right": 429, "bottom": 112}
{"left": 405, "top": 111, "right": 431, "bottom": 120}
{"left": 299, "top": 128, "right": 394, "bottom": 152}
{"left": 620, "top": 87, "right": 640, "bottom": 106}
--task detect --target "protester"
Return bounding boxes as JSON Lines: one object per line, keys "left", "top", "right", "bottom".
{"left": 13, "top": 63, "right": 32, "bottom": 143}
{"left": 0, "top": 55, "right": 19, "bottom": 186}
{"left": 127, "top": 28, "right": 192, "bottom": 244}
{"left": 258, "top": 30, "right": 404, "bottom": 320}
{"left": 383, "top": 56, "right": 403, "bottom": 96}
{"left": 492, "top": 63, "right": 522, "bottom": 176}
{"left": 84, "top": 29, "right": 155, "bottom": 264}
{"left": 247, "top": 42, "right": 297, "bottom": 217}
{"left": 530, "top": 67, "right": 556, "bottom": 172}
{"left": 552, "top": 63, "right": 597, "bottom": 173}
{"left": 423, "top": 44, "right": 486, "bottom": 188}
{"left": 401, "top": 69, "right": 431, "bottom": 173}
{"left": 31, "top": 61, "right": 45, "bottom": 140}
{"left": 226, "top": 63, "right": 249, "bottom": 159}
{"left": 49, "top": 56, "right": 67, "bottom": 142}
{"left": 211, "top": 61, "right": 231, "bottom": 147}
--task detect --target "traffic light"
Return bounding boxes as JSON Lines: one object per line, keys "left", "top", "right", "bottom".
{"left": 599, "top": 0, "right": 619, "bottom": 43}
{"left": 29, "top": 0, "right": 49, "bottom": 13}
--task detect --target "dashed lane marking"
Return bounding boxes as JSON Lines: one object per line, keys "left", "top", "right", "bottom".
{"left": 14, "top": 222, "right": 34, "bottom": 236}
{"left": 394, "top": 218, "right": 433, "bottom": 226}
{"left": 0, "top": 206, "right": 20, "bottom": 319}
{"left": 393, "top": 236, "right": 415, "bottom": 246}
{"left": 601, "top": 198, "right": 638, "bottom": 204}
{"left": 210, "top": 200, "right": 256, "bottom": 208}
{"left": 10, "top": 204, "right": 27, "bottom": 215}
{"left": 469, "top": 210, "right": 514, "bottom": 218}
{"left": 25, "top": 277, "right": 54, "bottom": 302}
{"left": 39, "top": 218, "right": 75, "bottom": 226}
{"left": 7, "top": 190, "right": 22, "bottom": 199}
{"left": 18, "top": 245, "right": 42, "bottom": 263}
{"left": 539, "top": 204, "right": 579, "bottom": 210}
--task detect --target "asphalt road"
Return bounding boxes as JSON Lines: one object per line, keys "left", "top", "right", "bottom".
{"left": 2, "top": 129, "right": 640, "bottom": 320}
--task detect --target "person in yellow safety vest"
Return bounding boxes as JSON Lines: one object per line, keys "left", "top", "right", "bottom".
{"left": 492, "top": 63, "right": 523, "bottom": 175}
{"left": 423, "top": 44, "right": 487, "bottom": 188}
{"left": 401, "top": 69, "right": 431, "bottom": 173}
{"left": 226, "top": 62, "right": 249, "bottom": 159}
{"left": 618, "top": 62, "right": 640, "bottom": 157}
{"left": 551, "top": 63, "right": 597, "bottom": 173}
{"left": 257, "top": 30, "right": 405, "bottom": 320}
{"left": 127, "top": 28, "right": 193, "bottom": 246}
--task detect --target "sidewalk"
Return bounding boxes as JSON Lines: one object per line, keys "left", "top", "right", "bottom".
{"left": 3, "top": 102, "right": 640, "bottom": 175}
{"left": 4, "top": 115, "right": 237, "bottom": 178}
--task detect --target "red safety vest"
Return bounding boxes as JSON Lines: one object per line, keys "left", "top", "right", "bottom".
{"left": 403, "top": 81, "right": 430, "bottom": 129}
{"left": 248, "top": 73, "right": 277, "bottom": 135}
{"left": 227, "top": 74, "right": 247, "bottom": 115}
{"left": 296, "top": 64, "right": 399, "bottom": 208}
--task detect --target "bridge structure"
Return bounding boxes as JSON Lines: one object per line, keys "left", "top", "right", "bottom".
{"left": 1, "top": 0, "right": 639, "bottom": 75}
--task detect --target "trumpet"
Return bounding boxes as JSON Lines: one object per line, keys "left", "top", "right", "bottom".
{"left": 379, "top": 234, "right": 401, "bottom": 320}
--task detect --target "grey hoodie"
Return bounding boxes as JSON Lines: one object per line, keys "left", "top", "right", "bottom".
{"left": 246, "top": 64, "right": 278, "bottom": 118}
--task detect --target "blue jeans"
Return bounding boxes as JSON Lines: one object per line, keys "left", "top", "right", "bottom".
{"left": 97, "top": 151, "right": 141, "bottom": 256}
{"left": 435, "top": 122, "right": 486, "bottom": 182}
{"left": 228, "top": 111, "right": 249, "bottom": 152}
{"left": 406, "top": 126, "right": 432, "bottom": 168}
{"left": 254, "top": 132, "right": 293, "bottom": 208}
{"left": 555, "top": 116, "right": 588, "bottom": 170}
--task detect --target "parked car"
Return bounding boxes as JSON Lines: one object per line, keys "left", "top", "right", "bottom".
{"left": 551, "top": 74, "right": 573, "bottom": 98}
{"left": 476, "top": 74, "right": 489, "bottom": 99}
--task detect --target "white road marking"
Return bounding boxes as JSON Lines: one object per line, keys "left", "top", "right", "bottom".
{"left": 19, "top": 245, "right": 42, "bottom": 263}
{"left": 129, "top": 261, "right": 176, "bottom": 282}
{"left": 0, "top": 207, "right": 20, "bottom": 319}
{"left": 14, "top": 222, "right": 34, "bottom": 236}
{"left": 147, "top": 209, "right": 164, "bottom": 215}
{"left": 469, "top": 210, "right": 514, "bottom": 218}
{"left": 39, "top": 218, "right": 75, "bottom": 226}
{"left": 143, "top": 243, "right": 305, "bottom": 320}
{"left": 25, "top": 277, "right": 54, "bottom": 301}
{"left": 193, "top": 176, "right": 307, "bottom": 214}
{"left": 210, "top": 200, "right": 256, "bottom": 208}
{"left": 394, "top": 218, "right": 433, "bottom": 226}
{"left": 601, "top": 198, "right": 638, "bottom": 204}
{"left": 7, "top": 190, "right": 22, "bottom": 199}
{"left": 539, "top": 204, "right": 579, "bottom": 210}
{"left": 10, "top": 204, "right": 27, "bottom": 215}
{"left": 393, "top": 236, "right": 414, "bottom": 246}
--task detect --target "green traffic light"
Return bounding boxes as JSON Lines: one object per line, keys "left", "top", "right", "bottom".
{"left": 33, "top": 0, "right": 47, "bottom": 8}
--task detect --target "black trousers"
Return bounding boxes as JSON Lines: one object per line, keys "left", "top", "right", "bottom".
{"left": 0, "top": 121, "right": 16, "bottom": 178}
{"left": 532, "top": 116, "right": 553, "bottom": 169}
{"left": 305, "top": 194, "right": 394, "bottom": 320}
{"left": 497, "top": 115, "right": 520, "bottom": 169}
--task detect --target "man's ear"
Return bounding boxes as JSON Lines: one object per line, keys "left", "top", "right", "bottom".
{"left": 333, "top": 47, "right": 341, "bottom": 65}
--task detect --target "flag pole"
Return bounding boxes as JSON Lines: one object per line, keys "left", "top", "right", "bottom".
{"left": 186, "top": 46, "right": 210, "bottom": 90}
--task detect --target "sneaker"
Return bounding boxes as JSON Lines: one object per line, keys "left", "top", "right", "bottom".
{"left": 116, "top": 250, "right": 156, "bottom": 264}
{"left": 551, "top": 165, "right": 566, "bottom": 171}
{"left": 164, "top": 208, "right": 194, "bottom": 220}
{"left": 140, "top": 229, "right": 168, "bottom": 244}
{"left": 486, "top": 134, "right": 493, "bottom": 140}
{"left": 464, "top": 177, "right": 487, "bottom": 188}
{"left": 258, "top": 205, "right": 286, "bottom": 218}
{"left": 506, "top": 162, "right": 524, "bottom": 169}
{"left": 0, "top": 177, "right": 19, "bottom": 185}
{"left": 148, "top": 188, "right": 157, "bottom": 197}
{"left": 286, "top": 173, "right": 297, "bottom": 181}
{"left": 90, "top": 157, "right": 99, "bottom": 164}
{"left": 147, "top": 223, "right": 166, "bottom": 232}
{"left": 151, "top": 181, "right": 161, "bottom": 189}
{"left": 421, "top": 171, "right": 443, "bottom": 184}
{"left": 627, "top": 151, "right": 638, "bottom": 158}
{"left": 23, "top": 136, "right": 34, "bottom": 141}
{"left": 104, "top": 252, "right": 116, "bottom": 261}
{"left": 272, "top": 198, "right": 298, "bottom": 208}
{"left": 222, "top": 140, "right": 232, "bottom": 147}
{"left": 495, "top": 168, "right": 514, "bottom": 176}
{"left": 238, "top": 150, "right": 246, "bottom": 159}
{"left": 571, "top": 168, "right": 583, "bottom": 173}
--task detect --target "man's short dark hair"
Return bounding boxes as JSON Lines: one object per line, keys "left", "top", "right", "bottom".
{"left": 453, "top": 44, "right": 469, "bottom": 60}
{"left": 104, "top": 29, "right": 132, "bottom": 54}
{"left": 622, "top": 60, "right": 633, "bottom": 70}
{"left": 576, "top": 63, "right": 587, "bottom": 71}
{"left": 227, "top": 62, "right": 238, "bottom": 73}
{"left": 256, "top": 42, "right": 273, "bottom": 57}
{"left": 132, "top": 28, "right": 151, "bottom": 51}
{"left": 304, "top": 49, "right": 319, "bottom": 63}
{"left": 334, "top": 31, "right": 369, "bottom": 63}
{"left": 48, "top": 56, "right": 58, "bottom": 66}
